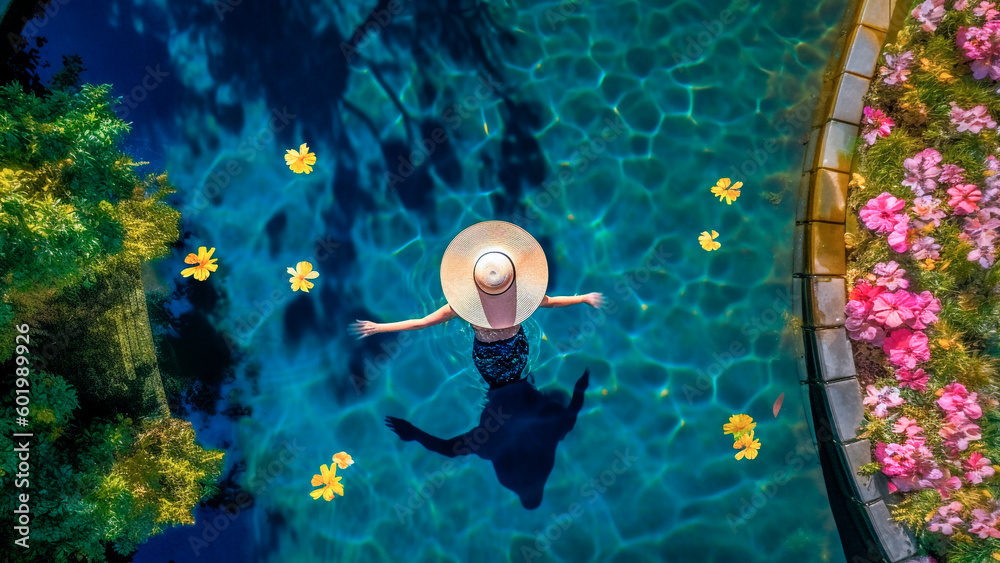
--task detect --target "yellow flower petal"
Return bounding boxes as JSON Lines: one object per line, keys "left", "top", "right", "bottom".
{"left": 699, "top": 230, "right": 721, "bottom": 251}
{"left": 333, "top": 452, "right": 354, "bottom": 469}
{"left": 296, "top": 261, "right": 313, "bottom": 276}
{"left": 310, "top": 488, "right": 325, "bottom": 499}
{"left": 181, "top": 267, "right": 197, "bottom": 278}
{"left": 311, "top": 474, "right": 324, "bottom": 487}
{"left": 323, "top": 488, "right": 335, "bottom": 501}
{"left": 287, "top": 267, "right": 298, "bottom": 276}
{"left": 710, "top": 178, "right": 741, "bottom": 204}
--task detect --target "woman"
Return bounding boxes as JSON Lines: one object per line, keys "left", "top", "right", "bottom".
{"left": 349, "top": 220, "right": 604, "bottom": 390}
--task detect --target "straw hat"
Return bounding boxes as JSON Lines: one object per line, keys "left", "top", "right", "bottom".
{"left": 440, "top": 221, "right": 549, "bottom": 329}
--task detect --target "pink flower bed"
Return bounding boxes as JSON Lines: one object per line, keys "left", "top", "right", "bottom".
{"left": 841, "top": 1, "right": 1000, "bottom": 557}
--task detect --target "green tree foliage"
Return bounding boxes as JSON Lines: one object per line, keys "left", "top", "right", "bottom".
{"left": 1, "top": 375, "right": 224, "bottom": 562}
{"left": 0, "top": 82, "right": 180, "bottom": 361}
{"left": 86, "top": 416, "right": 225, "bottom": 554}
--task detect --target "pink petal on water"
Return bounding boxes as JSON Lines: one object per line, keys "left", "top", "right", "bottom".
{"left": 773, "top": 393, "right": 785, "bottom": 418}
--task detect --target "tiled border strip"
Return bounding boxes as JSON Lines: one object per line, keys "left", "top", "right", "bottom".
{"left": 792, "top": 1, "right": 922, "bottom": 562}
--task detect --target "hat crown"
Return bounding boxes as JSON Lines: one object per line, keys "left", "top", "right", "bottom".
{"left": 474, "top": 251, "right": 514, "bottom": 295}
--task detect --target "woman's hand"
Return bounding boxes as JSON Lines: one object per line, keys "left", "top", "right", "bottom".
{"left": 583, "top": 292, "right": 605, "bottom": 308}
{"left": 348, "top": 320, "right": 380, "bottom": 339}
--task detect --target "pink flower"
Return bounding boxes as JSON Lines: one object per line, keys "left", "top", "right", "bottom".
{"left": 912, "top": 195, "right": 947, "bottom": 229}
{"left": 910, "top": 235, "right": 942, "bottom": 260}
{"left": 964, "top": 452, "right": 995, "bottom": 484}
{"left": 873, "top": 261, "right": 910, "bottom": 290}
{"left": 880, "top": 51, "right": 914, "bottom": 85}
{"left": 893, "top": 416, "right": 924, "bottom": 437}
{"left": 928, "top": 501, "right": 965, "bottom": 534}
{"left": 876, "top": 440, "right": 919, "bottom": 476}
{"left": 932, "top": 468, "right": 964, "bottom": 498}
{"left": 913, "top": 0, "right": 947, "bottom": 32}
{"left": 846, "top": 282, "right": 888, "bottom": 344}
{"left": 887, "top": 220, "right": 912, "bottom": 253}
{"left": 863, "top": 385, "right": 905, "bottom": 418}
{"left": 956, "top": 0, "right": 970, "bottom": 8}
{"left": 960, "top": 210, "right": 1000, "bottom": 267}
{"left": 849, "top": 281, "right": 885, "bottom": 304}
{"left": 950, "top": 102, "right": 998, "bottom": 133}
{"left": 969, "top": 244, "right": 998, "bottom": 267}
{"left": 969, "top": 507, "right": 1000, "bottom": 538}
{"left": 875, "top": 438, "right": 930, "bottom": 476}
{"left": 940, "top": 163, "right": 967, "bottom": 186}
{"left": 957, "top": 21, "right": 1000, "bottom": 80}
{"left": 878, "top": 436, "right": 943, "bottom": 493}
{"left": 947, "top": 183, "right": 983, "bottom": 215}
{"left": 883, "top": 329, "right": 930, "bottom": 369}
{"left": 903, "top": 149, "right": 944, "bottom": 196}
{"left": 907, "top": 291, "right": 941, "bottom": 330}
{"left": 938, "top": 382, "right": 970, "bottom": 408}
{"left": 931, "top": 467, "right": 962, "bottom": 499}
{"left": 975, "top": 0, "right": 1000, "bottom": 19}
{"left": 986, "top": 155, "right": 1000, "bottom": 191}
{"left": 860, "top": 193, "right": 909, "bottom": 233}
{"left": 872, "top": 290, "right": 918, "bottom": 328}
{"left": 940, "top": 412, "right": 982, "bottom": 453}
{"left": 846, "top": 316, "right": 886, "bottom": 344}
{"left": 937, "top": 382, "right": 983, "bottom": 419}
{"left": 863, "top": 106, "right": 895, "bottom": 145}
{"left": 895, "top": 367, "right": 929, "bottom": 391}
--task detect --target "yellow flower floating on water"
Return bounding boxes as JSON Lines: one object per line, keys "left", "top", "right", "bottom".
{"left": 310, "top": 463, "right": 344, "bottom": 501}
{"left": 723, "top": 414, "right": 756, "bottom": 438}
{"left": 734, "top": 430, "right": 761, "bottom": 460}
{"left": 699, "top": 230, "right": 721, "bottom": 251}
{"left": 285, "top": 143, "right": 317, "bottom": 174}
{"left": 181, "top": 246, "right": 218, "bottom": 281}
{"left": 710, "top": 178, "right": 742, "bottom": 205}
{"left": 288, "top": 261, "right": 320, "bottom": 292}
{"left": 332, "top": 451, "right": 354, "bottom": 469}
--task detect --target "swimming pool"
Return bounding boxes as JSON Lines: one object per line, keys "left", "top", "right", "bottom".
{"left": 42, "top": 0, "right": 853, "bottom": 560}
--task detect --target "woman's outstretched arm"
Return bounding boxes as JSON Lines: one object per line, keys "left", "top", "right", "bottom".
{"left": 348, "top": 303, "right": 457, "bottom": 339}
{"left": 539, "top": 292, "right": 604, "bottom": 308}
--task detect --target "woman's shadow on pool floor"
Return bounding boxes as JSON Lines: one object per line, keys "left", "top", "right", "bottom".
{"left": 386, "top": 369, "right": 589, "bottom": 509}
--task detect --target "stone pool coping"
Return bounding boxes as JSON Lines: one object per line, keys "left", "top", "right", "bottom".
{"left": 792, "top": 0, "right": 923, "bottom": 562}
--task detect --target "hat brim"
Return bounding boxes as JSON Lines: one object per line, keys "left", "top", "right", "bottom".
{"left": 440, "top": 221, "right": 548, "bottom": 329}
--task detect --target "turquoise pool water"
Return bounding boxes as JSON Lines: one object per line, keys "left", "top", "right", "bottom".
{"left": 48, "top": 0, "right": 852, "bottom": 560}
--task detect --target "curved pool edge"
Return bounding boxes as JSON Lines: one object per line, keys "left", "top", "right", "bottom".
{"left": 791, "top": 1, "right": 920, "bottom": 562}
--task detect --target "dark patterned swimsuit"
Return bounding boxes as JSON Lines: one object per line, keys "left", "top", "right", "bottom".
{"left": 473, "top": 326, "right": 529, "bottom": 389}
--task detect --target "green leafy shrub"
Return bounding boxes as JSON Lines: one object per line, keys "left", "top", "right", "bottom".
{"left": 0, "top": 376, "right": 224, "bottom": 562}
{"left": 0, "top": 82, "right": 180, "bottom": 362}
{"left": 85, "top": 416, "right": 225, "bottom": 554}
